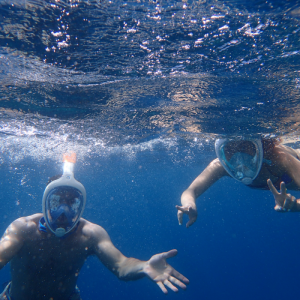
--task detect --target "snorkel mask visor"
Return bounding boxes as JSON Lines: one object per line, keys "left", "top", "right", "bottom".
{"left": 42, "top": 153, "right": 86, "bottom": 237}
{"left": 215, "top": 138, "right": 263, "bottom": 185}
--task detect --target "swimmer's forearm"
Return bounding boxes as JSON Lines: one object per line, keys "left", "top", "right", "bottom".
{"left": 116, "top": 257, "right": 146, "bottom": 281}
{"left": 181, "top": 159, "right": 227, "bottom": 206}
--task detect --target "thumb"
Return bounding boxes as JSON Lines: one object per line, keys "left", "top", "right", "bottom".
{"left": 162, "top": 249, "right": 178, "bottom": 260}
{"left": 177, "top": 209, "right": 183, "bottom": 225}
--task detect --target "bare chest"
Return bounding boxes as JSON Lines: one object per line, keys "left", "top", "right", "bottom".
{"left": 11, "top": 235, "right": 90, "bottom": 278}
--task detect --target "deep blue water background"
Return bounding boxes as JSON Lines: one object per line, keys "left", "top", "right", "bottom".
{"left": 1, "top": 149, "right": 300, "bottom": 300}
{"left": 1, "top": 0, "right": 300, "bottom": 299}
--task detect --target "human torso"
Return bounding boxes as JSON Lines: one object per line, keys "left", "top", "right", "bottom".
{"left": 10, "top": 214, "right": 94, "bottom": 300}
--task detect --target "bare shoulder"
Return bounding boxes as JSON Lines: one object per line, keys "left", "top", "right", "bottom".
{"left": 275, "top": 144, "right": 300, "bottom": 158}
{"left": 207, "top": 158, "right": 228, "bottom": 176}
{"left": 2, "top": 214, "right": 42, "bottom": 241}
{"left": 10, "top": 214, "right": 41, "bottom": 232}
{"left": 80, "top": 218, "right": 110, "bottom": 242}
{"left": 209, "top": 158, "right": 223, "bottom": 168}
{"left": 270, "top": 145, "right": 300, "bottom": 164}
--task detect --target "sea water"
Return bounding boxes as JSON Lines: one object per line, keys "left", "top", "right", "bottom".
{"left": 1, "top": 0, "right": 300, "bottom": 299}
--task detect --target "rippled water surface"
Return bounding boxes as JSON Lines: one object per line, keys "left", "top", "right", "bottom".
{"left": 1, "top": 1, "right": 300, "bottom": 300}
{"left": 1, "top": 0, "right": 300, "bottom": 156}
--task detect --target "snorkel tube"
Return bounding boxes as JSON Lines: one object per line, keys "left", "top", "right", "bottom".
{"left": 42, "top": 153, "right": 87, "bottom": 237}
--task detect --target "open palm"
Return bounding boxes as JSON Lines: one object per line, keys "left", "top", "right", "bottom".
{"left": 143, "top": 249, "right": 189, "bottom": 294}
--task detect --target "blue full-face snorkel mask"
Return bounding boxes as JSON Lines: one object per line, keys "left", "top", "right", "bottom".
{"left": 42, "top": 153, "right": 86, "bottom": 237}
{"left": 215, "top": 138, "right": 264, "bottom": 185}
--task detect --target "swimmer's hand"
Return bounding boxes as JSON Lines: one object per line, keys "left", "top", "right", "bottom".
{"left": 267, "top": 179, "right": 296, "bottom": 212}
{"left": 143, "top": 249, "right": 189, "bottom": 294}
{"left": 176, "top": 204, "right": 198, "bottom": 227}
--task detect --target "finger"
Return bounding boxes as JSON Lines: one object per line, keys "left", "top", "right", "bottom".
{"left": 171, "top": 269, "right": 190, "bottom": 284}
{"left": 176, "top": 205, "right": 187, "bottom": 212}
{"left": 157, "top": 281, "right": 168, "bottom": 294}
{"left": 280, "top": 181, "right": 287, "bottom": 194}
{"left": 186, "top": 218, "right": 195, "bottom": 228}
{"left": 283, "top": 198, "right": 291, "bottom": 209}
{"left": 169, "top": 276, "right": 187, "bottom": 289}
{"left": 162, "top": 249, "right": 178, "bottom": 260}
{"left": 177, "top": 210, "right": 183, "bottom": 225}
{"left": 267, "top": 179, "right": 279, "bottom": 195}
{"left": 163, "top": 279, "right": 178, "bottom": 292}
{"left": 274, "top": 204, "right": 284, "bottom": 212}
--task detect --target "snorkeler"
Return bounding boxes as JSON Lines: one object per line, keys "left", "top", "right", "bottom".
{"left": 176, "top": 137, "right": 300, "bottom": 227}
{"left": 0, "top": 154, "right": 189, "bottom": 300}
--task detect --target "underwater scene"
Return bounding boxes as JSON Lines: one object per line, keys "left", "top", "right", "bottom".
{"left": 1, "top": 0, "right": 300, "bottom": 299}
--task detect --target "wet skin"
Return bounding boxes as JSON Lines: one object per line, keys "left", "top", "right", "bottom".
{"left": 9, "top": 214, "right": 91, "bottom": 300}
{"left": 0, "top": 213, "right": 189, "bottom": 300}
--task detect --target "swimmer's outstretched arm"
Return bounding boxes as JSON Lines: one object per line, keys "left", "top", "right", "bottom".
{"left": 267, "top": 179, "right": 300, "bottom": 212}
{"left": 176, "top": 158, "right": 227, "bottom": 227}
{"left": 90, "top": 224, "right": 189, "bottom": 294}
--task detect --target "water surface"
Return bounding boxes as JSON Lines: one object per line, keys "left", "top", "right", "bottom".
{"left": 1, "top": 1, "right": 300, "bottom": 299}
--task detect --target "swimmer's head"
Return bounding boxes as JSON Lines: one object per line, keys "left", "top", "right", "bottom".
{"left": 215, "top": 138, "right": 263, "bottom": 185}
{"left": 42, "top": 153, "right": 86, "bottom": 237}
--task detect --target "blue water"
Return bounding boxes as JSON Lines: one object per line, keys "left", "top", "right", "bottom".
{"left": 1, "top": 0, "right": 300, "bottom": 299}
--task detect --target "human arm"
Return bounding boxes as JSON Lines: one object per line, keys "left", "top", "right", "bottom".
{"left": 267, "top": 179, "right": 300, "bottom": 212}
{"left": 176, "top": 158, "right": 227, "bottom": 227}
{"left": 90, "top": 225, "right": 189, "bottom": 293}
{"left": 0, "top": 218, "right": 28, "bottom": 270}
